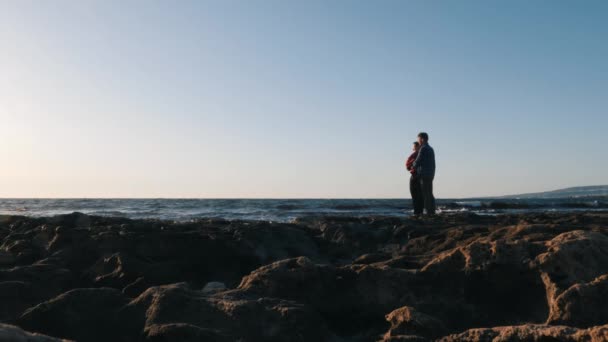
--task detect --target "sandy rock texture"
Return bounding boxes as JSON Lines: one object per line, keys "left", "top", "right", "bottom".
{"left": 0, "top": 212, "right": 607, "bottom": 341}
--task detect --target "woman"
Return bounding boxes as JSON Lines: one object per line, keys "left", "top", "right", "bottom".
{"left": 406, "top": 142, "right": 423, "bottom": 215}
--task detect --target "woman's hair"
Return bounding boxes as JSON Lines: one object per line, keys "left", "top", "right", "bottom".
{"left": 413, "top": 141, "right": 420, "bottom": 146}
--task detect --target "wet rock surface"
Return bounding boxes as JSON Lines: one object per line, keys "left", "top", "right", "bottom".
{"left": 0, "top": 212, "right": 607, "bottom": 341}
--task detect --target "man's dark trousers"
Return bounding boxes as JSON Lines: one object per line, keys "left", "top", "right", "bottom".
{"left": 409, "top": 175, "right": 424, "bottom": 215}
{"left": 420, "top": 176, "right": 436, "bottom": 215}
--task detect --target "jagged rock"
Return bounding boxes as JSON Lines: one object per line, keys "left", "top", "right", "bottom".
{"left": 145, "top": 323, "right": 229, "bottom": 342}
{"left": 0, "top": 281, "right": 35, "bottom": 321}
{"left": 0, "top": 249, "right": 16, "bottom": 265}
{"left": 0, "top": 323, "right": 71, "bottom": 342}
{"left": 535, "top": 231, "right": 608, "bottom": 291}
{"left": 420, "top": 248, "right": 466, "bottom": 273}
{"left": 237, "top": 255, "right": 547, "bottom": 333}
{"left": 547, "top": 273, "right": 608, "bottom": 327}
{"left": 534, "top": 230, "right": 608, "bottom": 326}
{"left": 382, "top": 306, "right": 447, "bottom": 340}
{"left": 122, "top": 276, "right": 151, "bottom": 297}
{"left": 302, "top": 217, "right": 399, "bottom": 258}
{"left": 236, "top": 257, "right": 340, "bottom": 300}
{"left": 18, "top": 288, "right": 138, "bottom": 342}
{"left": 47, "top": 226, "right": 100, "bottom": 271}
{"left": 232, "top": 223, "right": 321, "bottom": 263}
{"left": 126, "top": 283, "right": 329, "bottom": 341}
{"left": 0, "top": 212, "right": 606, "bottom": 341}
{"left": 86, "top": 252, "right": 147, "bottom": 288}
{"left": 381, "top": 336, "right": 427, "bottom": 342}
{"left": 353, "top": 253, "right": 392, "bottom": 264}
{"left": 0, "top": 264, "right": 75, "bottom": 310}
{"left": 438, "top": 324, "right": 608, "bottom": 342}
{"left": 235, "top": 257, "right": 374, "bottom": 335}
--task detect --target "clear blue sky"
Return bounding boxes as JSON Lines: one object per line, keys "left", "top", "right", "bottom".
{"left": 1, "top": 1, "right": 606, "bottom": 198}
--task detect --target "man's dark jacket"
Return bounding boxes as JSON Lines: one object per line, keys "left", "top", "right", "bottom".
{"left": 413, "top": 143, "right": 435, "bottom": 178}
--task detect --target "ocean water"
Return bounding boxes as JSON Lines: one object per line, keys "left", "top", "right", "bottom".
{"left": 0, "top": 198, "right": 606, "bottom": 222}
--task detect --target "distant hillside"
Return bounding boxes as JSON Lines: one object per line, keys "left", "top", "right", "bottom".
{"left": 501, "top": 185, "right": 608, "bottom": 199}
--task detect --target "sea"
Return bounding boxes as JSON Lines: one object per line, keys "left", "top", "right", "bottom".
{"left": 0, "top": 197, "right": 607, "bottom": 223}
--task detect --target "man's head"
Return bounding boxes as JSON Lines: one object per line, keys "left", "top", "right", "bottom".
{"left": 412, "top": 141, "right": 420, "bottom": 151}
{"left": 417, "top": 132, "right": 429, "bottom": 145}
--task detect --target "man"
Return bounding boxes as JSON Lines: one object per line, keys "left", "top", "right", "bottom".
{"left": 412, "top": 132, "right": 436, "bottom": 215}
{"left": 406, "top": 142, "right": 424, "bottom": 215}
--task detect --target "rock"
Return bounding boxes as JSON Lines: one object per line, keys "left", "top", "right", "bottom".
{"left": 420, "top": 248, "right": 466, "bottom": 273}
{"left": 0, "top": 323, "right": 71, "bottom": 342}
{"left": 0, "top": 250, "right": 16, "bottom": 265}
{"left": 0, "top": 264, "right": 75, "bottom": 305}
{"left": 353, "top": 253, "right": 392, "bottom": 264}
{"left": 535, "top": 231, "right": 608, "bottom": 292}
{"left": 382, "top": 306, "right": 447, "bottom": 340}
{"left": 0, "top": 212, "right": 607, "bottom": 341}
{"left": 235, "top": 257, "right": 371, "bottom": 335}
{"left": 547, "top": 273, "right": 608, "bottom": 327}
{"left": 235, "top": 257, "right": 444, "bottom": 336}
{"left": 303, "top": 217, "right": 397, "bottom": 258}
{"left": 2, "top": 239, "right": 38, "bottom": 264}
{"left": 86, "top": 253, "right": 147, "bottom": 288}
{"left": 236, "top": 257, "right": 339, "bottom": 301}
{"left": 0, "top": 281, "right": 35, "bottom": 321}
{"left": 202, "top": 281, "right": 227, "bottom": 293}
{"left": 47, "top": 227, "right": 100, "bottom": 271}
{"left": 534, "top": 230, "right": 608, "bottom": 326}
{"left": 232, "top": 223, "right": 322, "bottom": 263}
{"left": 126, "top": 229, "right": 259, "bottom": 287}
{"left": 145, "top": 323, "right": 229, "bottom": 342}
{"left": 126, "top": 283, "right": 329, "bottom": 341}
{"left": 122, "top": 276, "right": 151, "bottom": 297}
{"left": 18, "top": 288, "right": 138, "bottom": 342}
{"left": 381, "top": 335, "right": 428, "bottom": 342}
{"left": 237, "top": 255, "right": 546, "bottom": 334}
{"left": 438, "top": 324, "right": 608, "bottom": 342}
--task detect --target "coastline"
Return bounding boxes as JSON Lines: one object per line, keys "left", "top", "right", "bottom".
{"left": 0, "top": 197, "right": 607, "bottom": 223}
{"left": 1, "top": 211, "right": 607, "bottom": 341}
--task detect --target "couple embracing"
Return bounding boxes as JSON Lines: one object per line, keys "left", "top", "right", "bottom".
{"left": 405, "top": 132, "right": 436, "bottom": 216}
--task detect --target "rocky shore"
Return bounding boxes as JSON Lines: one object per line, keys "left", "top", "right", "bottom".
{"left": 1, "top": 212, "right": 607, "bottom": 341}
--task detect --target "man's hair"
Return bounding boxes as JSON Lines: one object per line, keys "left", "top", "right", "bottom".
{"left": 418, "top": 132, "right": 429, "bottom": 141}
{"left": 413, "top": 141, "right": 420, "bottom": 146}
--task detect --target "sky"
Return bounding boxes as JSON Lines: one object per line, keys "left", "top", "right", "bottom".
{"left": 0, "top": 1, "right": 606, "bottom": 198}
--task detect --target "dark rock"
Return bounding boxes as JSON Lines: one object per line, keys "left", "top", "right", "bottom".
{"left": 126, "top": 283, "right": 329, "bottom": 342}
{"left": 0, "top": 281, "right": 35, "bottom": 321}
{"left": 353, "top": 253, "right": 392, "bottom": 264}
{"left": 18, "top": 288, "right": 137, "bottom": 342}
{"left": 0, "top": 323, "right": 70, "bottom": 341}
{"left": 0, "top": 264, "right": 75, "bottom": 307}
{"left": 0, "top": 212, "right": 607, "bottom": 341}
{"left": 547, "top": 274, "right": 608, "bottom": 327}
{"left": 86, "top": 252, "right": 147, "bottom": 288}
{"left": 122, "top": 276, "right": 151, "bottom": 297}
{"left": 145, "top": 323, "right": 229, "bottom": 342}
{"left": 232, "top": 222, "right": 321, "bottom": 263}
{"left": 381, "top": 306, "right": 447, "bottom": 341}
{"left": 438, "top": 324, "right": 608, "bottom": 342}
{"left": 533, "top": 230, "right": 608, "bottom": 326}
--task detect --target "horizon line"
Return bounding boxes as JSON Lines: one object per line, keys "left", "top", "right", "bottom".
{"left": 1, "top": 184, "right": 605, "bottom": 201}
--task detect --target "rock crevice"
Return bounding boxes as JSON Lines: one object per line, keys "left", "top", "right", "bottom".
{"left": 0, "top": 212, "right": 606, "bottom": 341}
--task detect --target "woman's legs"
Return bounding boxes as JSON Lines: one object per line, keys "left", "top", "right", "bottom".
{"left": 410, "top": 175, "right": 424, "bottom": 215}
